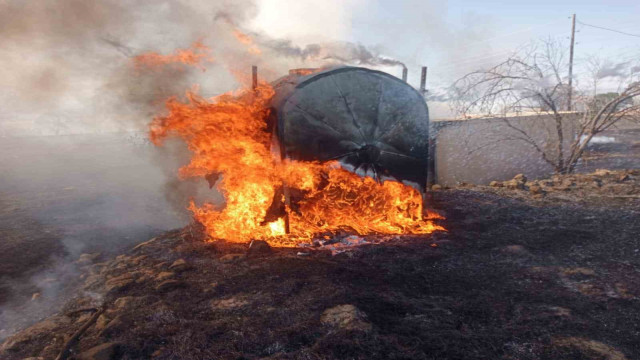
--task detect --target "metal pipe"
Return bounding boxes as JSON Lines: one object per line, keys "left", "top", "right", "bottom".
{"left": 252, "top": 65, "right": 258, "bottom": 91}
{"left": 420, "top": 66, "right": 427, "bottom": 95}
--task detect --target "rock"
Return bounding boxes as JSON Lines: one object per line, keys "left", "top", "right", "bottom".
{"left": 83, "top": 274, "right": 103, "bottom": 290}
{"left": 168, "top": 259, "right": 191, "bottom": 272}
{"left": 129, "top": 255, "right": 147, "bottom": 266}
{"left": 203, "top": 282, "right": 219, "bottom": 293}
{"left": 104, "top": 274, "right": 134, "bottom": 295}
{"left": 95, "top": 314, "right": 110, "bottom": 331}
{"left": 77, "top": 342, "right": 122, "bottom": 360}
{"left": 248, "top": 240, "right": 272, "bottom": 256}
{"left": 577, "top": 283, "right": 603, "bottom": 296}
{"left": 219, "top": 253, "right": 246, "bottom": 263}
{"left": 113, "top": 296, "right": 149, "bottom": 312}
{"left": 489, "top": 181, "right": 502, "bottom": 187}
{"left": 99, "top": 315, "right": 126, "bottom": 338}
{"left": 513, "top": 173, "right": 527, "bottom": 182}
{"left": 151, "top": 349, "right": 165, "bottom": 357}
{"left": 529, "top": 184, "right": 543, "bottom": 195}
{"left": 553, "top": 177, "right": 576, "bottom": 191}
{"left": 561, "top": 267, "right": 595, "bottom": 276}
{"left": 132, "top": 237, "right": 158, "bottom": 251}
{"left": 593, "top": 169, "right": 613, "bottom": 176}
{"left": 539, "top": 180, "right": 555, "bottom": 188}
{"left": 554, "top": 337, "right": 628, "bottom": 360}
{"left": 501, "top": 174, "right": 528, "bottom": 190}
{"left": 500, "top": 245, "right": 532, "bottom": 257}
{"left": 211, "top": 297, "right": 249, "bottom": 310}
{"left": 320, "top": 304, "right": 372, "bottom": 332}
{"left": 39, "top": 343, "right": 60, "bottom": 359}
{"left": 115, "top": 255, "right": 129, "bottom": 262}
{"left": 77, "top": 253, "right": 102, "bottom": 265}
{"left": 504, "top": 179, "right": 525, "bottom": 190}
{"left": 155, "top": 271, "right": 175, "bottom": 282}
{"left": 154, "top": 262, "right": 169, "bottom": 269}
{"left": 75, "top": 312, "right": 94, "bottom": 324}
{"left": 155, "top": 280, "right": 187, "bottom": 293}
{"left": 1, "top": 316, "right": 69, "bottom": 352}
{"left": 431, "top": 184, "right": 442, "bottom": 191}
{"left": 614, "top": 283, "right": 635, "bottom": 300}
{"left": 547, "top": 306, "right": 572, "bottom": 317}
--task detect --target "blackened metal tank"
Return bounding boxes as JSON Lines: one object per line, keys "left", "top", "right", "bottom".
{"left": 270, "top": 66, "right": 430, "bottom": 187}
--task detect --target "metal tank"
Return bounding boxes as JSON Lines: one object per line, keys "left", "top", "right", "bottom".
{"left": 269, "top": 66, "right": 430, "bottom": 188}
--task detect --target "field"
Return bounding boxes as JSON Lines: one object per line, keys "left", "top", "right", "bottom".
{"left": 1, "top": 170, "right": 639, "bottom": 359}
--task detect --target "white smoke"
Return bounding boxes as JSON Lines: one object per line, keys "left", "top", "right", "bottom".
{"left": 0, "top": 0, "right": 499, "bottom": 341}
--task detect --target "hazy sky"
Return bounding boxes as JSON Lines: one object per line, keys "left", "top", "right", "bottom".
{"left": 1, "top": 0, "right": 638, "bottom": 132}
{"left": 252, "top": 0, "right": 640, "bottom": 91}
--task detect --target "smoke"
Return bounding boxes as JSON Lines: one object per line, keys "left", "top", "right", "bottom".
{"left": 0, "top": 0, "right": 261, "bottom": 135}
{"left": 596, "top": 61, "right": 632, "bottom": 79}
{"left": 257, "top": 38, "right": 407, "bottom": 70}
{"left": 0, "top": 0, "right": 499, "bottom": 341}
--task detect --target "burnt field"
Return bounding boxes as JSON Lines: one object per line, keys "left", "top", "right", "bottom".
{"left": 1, "top": 170, "right": 639, "bottom": 360}
{"left": 579, "top": 128, "right": 640, "bottom": 172}
{"left": 0, "top": 134, "right": 183, "bottom": 279}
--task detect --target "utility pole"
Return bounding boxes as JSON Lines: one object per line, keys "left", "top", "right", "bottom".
{"left": 567, "top": 14, "right": 576, "bottom": 111}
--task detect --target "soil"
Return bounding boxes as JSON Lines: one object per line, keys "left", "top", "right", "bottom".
{"left": 1, "top": 170, "right": 639, "bottom": 360}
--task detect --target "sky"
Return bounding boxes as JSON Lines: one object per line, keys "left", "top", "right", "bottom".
{"left": 0, "top": 0, "right": 638, "bottom": 133}
{"left": 251, "top": 0, "right": 640, "bottom": 97}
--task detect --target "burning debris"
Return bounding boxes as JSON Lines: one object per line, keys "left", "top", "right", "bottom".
{"left": 150, "top": 66, "right": 444, "bottom": 247}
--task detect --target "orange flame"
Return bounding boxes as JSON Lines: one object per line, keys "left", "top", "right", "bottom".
{"left": 134, "top": 41, "right": 214, "bottom": 71}
{"left": 150, "top": 82, "right": 444, "bottom": 247}
{"left": 289, "top": 68, "right": 320, "bottom": 76}
{"left": 233, "top": 29, "right": 262, "bottom": 55}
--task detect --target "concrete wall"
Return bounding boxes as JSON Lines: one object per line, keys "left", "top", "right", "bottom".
{"left": 433, "top": 114, "right": 581, "bottom": 186}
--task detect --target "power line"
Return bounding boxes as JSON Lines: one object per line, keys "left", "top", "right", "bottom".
{"left": 577, "top": 20, "right": 640, "bottom": 38}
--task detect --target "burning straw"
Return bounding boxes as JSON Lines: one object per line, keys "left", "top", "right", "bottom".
{"left": 149, "top": 79, "right": 443, "bottom": 247}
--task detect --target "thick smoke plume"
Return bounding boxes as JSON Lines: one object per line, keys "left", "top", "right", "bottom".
{"left": 0, "top": 0, "right": 504, "bottom": 341}
{"left": 0, "top": 0, "right": 420, "bottom": 340}
{"left": 259, "top": 38, "right": 407, "bottom": 70}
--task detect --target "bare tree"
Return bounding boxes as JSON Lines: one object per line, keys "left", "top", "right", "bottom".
{"left": 451, "top": 39, "right": 640, "bottom": 174}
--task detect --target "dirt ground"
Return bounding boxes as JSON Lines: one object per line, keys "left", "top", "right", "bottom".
{"left": 1, "top": 170, "right": 639, "bottom": 360}
{"left": 579, "top": 128, "right": 640, "bottom": 172}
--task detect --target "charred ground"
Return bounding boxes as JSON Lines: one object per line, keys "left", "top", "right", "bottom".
{"left": 1, "top": 170, "right": 639, "bottom": 360}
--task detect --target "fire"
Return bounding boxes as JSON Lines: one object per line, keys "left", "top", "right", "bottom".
{"left": 289, "top": 68, "right": 321, "bottom": 76}
{"left": 290, "top": 168, "right": 443, "bottom": 239}
{"left": 150, "top": 82, "right": 444, "bottom": 247}
{"left": 133, "top": 41, "right": 213, "bottom": 71}
{"left": 233, "top": 29, "right": 262, "bottom": 55}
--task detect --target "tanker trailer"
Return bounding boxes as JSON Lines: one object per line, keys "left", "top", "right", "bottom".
{"left": 268, "top": 66, "right": 430, "bottom": 188}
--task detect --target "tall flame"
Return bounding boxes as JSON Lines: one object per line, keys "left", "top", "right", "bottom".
{"left": 133, "top": 41, "right": 214, "bottom": 71}
{"left": 150, "top": 82, "right": 443, "bottom": 247}
{"left": 233, "top": 29, "right": 262, "bottom": 55}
